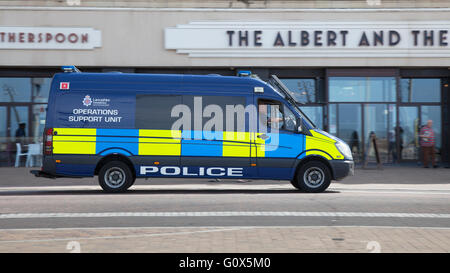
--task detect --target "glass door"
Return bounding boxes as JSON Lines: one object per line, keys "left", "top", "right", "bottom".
{"left": 364, "top": 104, "right": 396, "bottom": 163}
{"left": 330, "top": 103, "right": 396, "bottom": 164}
{"left": 329, "top": 103, "right": 363, "bottom": 162}
{"left": 398, "top": 106, "right": 419, "bottom": 161}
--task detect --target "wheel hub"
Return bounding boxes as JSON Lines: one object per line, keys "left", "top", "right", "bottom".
{"left": 303, "top": 167, "right": 325, "bottom": 188}
{"left": 105, "top": 168, "right": 126, "bottom": 188}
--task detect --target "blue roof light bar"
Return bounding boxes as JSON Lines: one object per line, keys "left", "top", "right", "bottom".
{"left": 237, "top": 70, "right": 252, "bottom": 77}
{"left": 61, "top": 66, "right": 81, "bottom": 73}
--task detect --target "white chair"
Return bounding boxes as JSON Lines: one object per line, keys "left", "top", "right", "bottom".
{"left": 15, "top": 143, "right": 28, "bottom": 168}
{"left": 26, "top": 143, "right": 42, "bottom": 167}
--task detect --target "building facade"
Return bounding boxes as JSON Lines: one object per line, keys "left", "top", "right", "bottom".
{"left": 0, "top": 0, "right": 449, "bottom": 166}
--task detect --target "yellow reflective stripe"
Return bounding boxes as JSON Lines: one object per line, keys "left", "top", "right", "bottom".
{"left": 305, "top": 135, "right": 342, "bottom": 160}
{"left": 53, "top": 141, "right": 96, "bottom": 155}
{"left": 53, "top": 135, "right": 96, "bottom": 142}
{"left": 139, "top": 129, "right": 181, "bottom": 156}
{"left": 139, "top": 143, "right": 181, "bottom": 156}
{"left": 139, "top": 129, "right": 181, "bottom": 139}
{"left": 54, "top": 128, "right": 97, "bottom": 136}
{"left": 222, "top": 132, "right": 251, "bottom": 157}
{"left": 223, "top": 143, "right": 249, "bottom": 157}
{"left": 250, "top": 132, "right": 265, "bottom": 158}
{"left": 53, "top": 128, "right": 96, "bottom": 154}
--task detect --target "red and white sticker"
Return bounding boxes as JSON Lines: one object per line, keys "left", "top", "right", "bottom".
{"left": 60, "top": 82, "right": 70, "bottom": 90}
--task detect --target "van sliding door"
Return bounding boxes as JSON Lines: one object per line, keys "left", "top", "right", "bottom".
{"left": 180, "top": 95, "right": 254, "bottom": 178}
{"left": 134, "top": 94, "right": 182, "bottom": 167}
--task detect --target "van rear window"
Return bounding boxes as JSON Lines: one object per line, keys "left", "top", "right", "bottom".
{"left": 135, "top": 95, "right": 182, "bottom": 130}
{"left": 135, "top": 95, "right": 247, "bottom": 132}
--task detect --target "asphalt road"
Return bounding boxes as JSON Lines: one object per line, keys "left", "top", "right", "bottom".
{"left": 0, "top": 178, "right": 449, "bottom": 229}
{"left": 0, "top": 166, "right": 449, "bottom": 252}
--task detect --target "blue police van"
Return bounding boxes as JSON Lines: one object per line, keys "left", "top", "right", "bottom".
{"left": 31, "top": 66, "right": 354, "bottom": 193}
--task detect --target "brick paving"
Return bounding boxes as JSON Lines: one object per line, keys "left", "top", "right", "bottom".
{"left": 0, "top": 226, "right": 448, "bottom": 253}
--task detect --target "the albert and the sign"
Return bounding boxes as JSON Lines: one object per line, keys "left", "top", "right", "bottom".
{"left": 165, "top": 21, "right": 450, "bottom": 57}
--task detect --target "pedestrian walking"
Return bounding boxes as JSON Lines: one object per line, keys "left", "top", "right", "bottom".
{"left": 419, "top": 120, "right": 438, "bottom": 168}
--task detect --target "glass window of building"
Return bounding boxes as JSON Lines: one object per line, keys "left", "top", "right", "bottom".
{"left": 31, "top": 104, "right": 48, "bottom": 144}
{"left": 329, "top": 77, "right": 396, "bottom": 102}
{"left": 280, "top": 78, "right": 324, "bottom": 103}
{"left": 31, "top": 78, "right": 52, "bottom": 103}
{"left": 0, "top": 107, "right": 6, "bottom": 139}
{"left": 10, "top": 106, "right": 29, "bottom": 141}
{"left": 0, "top": 77, "right": 51, "bottom": 167}
{"left": 300, "top": 106, "right": 323, "bottom": 130}
{"left": 0, "top": 78, "right": 51, "bottom": 103}
{"left": 400, "top": 78, "right": 441, "bottom": 103}
{"left": 0, "top": 107, "right": 6, "bottom": 158}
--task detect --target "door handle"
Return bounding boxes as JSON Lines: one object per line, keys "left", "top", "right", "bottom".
{"left": 257, "top": 134, "right": 269, "bottom": 140}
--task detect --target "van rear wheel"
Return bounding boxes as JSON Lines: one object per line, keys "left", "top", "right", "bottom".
{"left": 293, "top": 161, "right": 331, "bottom": 193}
{"left": 98, "top": 161, "right": 134, "bottom": 193}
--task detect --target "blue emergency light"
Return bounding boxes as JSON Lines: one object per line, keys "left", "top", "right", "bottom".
{"left": 61, "top": 66, "right": 81, "bottom": 73}
{"left": 237, "top": 70, "right": 252, "bottom": 77}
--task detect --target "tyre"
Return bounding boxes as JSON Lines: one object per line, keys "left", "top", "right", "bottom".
{"left": 289, "top": 180, "right": 303, "bottom": 191}
{"left": 98, "top": 161, "right": 134, "bottom": 193}
{"left": 292, "top": 161, "right": 331, "bottom": 193}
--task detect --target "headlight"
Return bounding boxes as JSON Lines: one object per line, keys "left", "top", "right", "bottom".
{"left": 335, "top": 141, "right": 353, "bottom": 160}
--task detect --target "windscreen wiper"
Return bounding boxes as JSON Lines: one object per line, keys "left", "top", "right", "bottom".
{"left": 270, "top": 75, "right": 304, "bottom": 106}
{"left": 269, "top": 75, "right": 316, "bottom": 128}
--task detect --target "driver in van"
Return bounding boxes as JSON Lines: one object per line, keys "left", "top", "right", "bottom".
{"left": 259, "top": 103, "right": 284, "bottom": 130}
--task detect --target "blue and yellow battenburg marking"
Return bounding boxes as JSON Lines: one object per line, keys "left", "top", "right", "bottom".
{"left": 52, "top": 128, "right": 342, "bottom": 160}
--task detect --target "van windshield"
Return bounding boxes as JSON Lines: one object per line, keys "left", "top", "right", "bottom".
{"left": 267, "top": 75, "right": 316, "bottom": 129}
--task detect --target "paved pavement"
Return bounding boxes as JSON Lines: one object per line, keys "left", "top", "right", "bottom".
{"left": 0, "top": 165, "right": 448, "bottom": 253}
{"left": 1, "top": 226, "right": 449, "bottom": 253}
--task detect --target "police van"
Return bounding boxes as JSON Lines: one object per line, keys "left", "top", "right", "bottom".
{"left": 31, "top": 66, "right": 354, "bottom": 193}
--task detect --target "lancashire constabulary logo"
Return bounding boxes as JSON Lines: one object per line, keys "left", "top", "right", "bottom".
{"left": 83, "top": 95, "right": 92, "bottom": 107}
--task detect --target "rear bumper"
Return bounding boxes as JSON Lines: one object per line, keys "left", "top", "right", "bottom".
{"left": 329, "top": 160, "right": 354, "bottom": 180}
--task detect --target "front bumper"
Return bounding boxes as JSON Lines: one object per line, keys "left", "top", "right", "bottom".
{"left": 329, "top": 160, "right": 354, "bottom": 180}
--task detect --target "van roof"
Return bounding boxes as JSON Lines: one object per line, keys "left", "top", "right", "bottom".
{"left": 51, "top": 72, "right": 280, "bottom": 97}
{"left": 54, "top": 72, "right": 267, "bottom": 86}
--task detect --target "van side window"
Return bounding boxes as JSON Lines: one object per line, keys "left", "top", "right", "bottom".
{"left": 283, "top": 105, "right": 298, "bottom": 131}
{"left": 135, "top": 95, "right": 182, "bottom": 129}
{"left": 258, "top": 100, "right": 297, "bottom": 132}
{"left": 258, "top": 100, "right": 284, "bottom": 131}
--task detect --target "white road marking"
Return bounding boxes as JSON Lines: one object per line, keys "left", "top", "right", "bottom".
{"left": 0, "top": 211, "right": 449, "bottom": 219}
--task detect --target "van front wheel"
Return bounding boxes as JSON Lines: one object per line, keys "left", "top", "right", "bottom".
{"left": 293, "top": 161, "right": 331, "bottom": 193}
{"left": 98, "top": 161, "right": 134, "bottom": 193}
